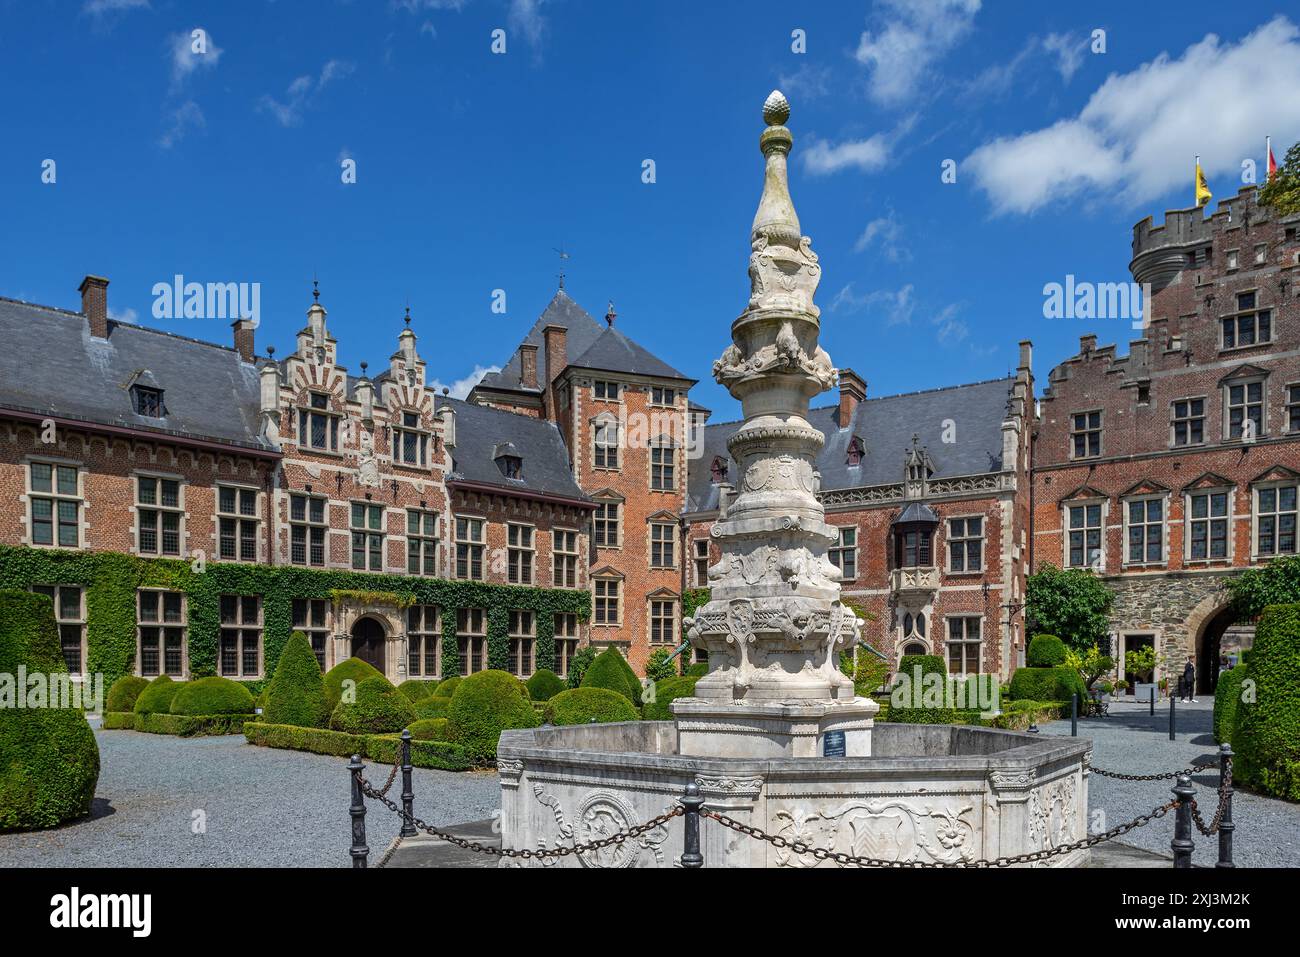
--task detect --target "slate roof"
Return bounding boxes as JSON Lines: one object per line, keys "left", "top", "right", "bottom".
{"left": 434, "top": 395, "right": 589, "bottom": 504}
{"left": 0, "top": 297, "right": 273, "bottom": 452}
{"left": 568, "top": 325, "right": 692, "bottom": 381}
{"left": 686, "top": 376, "right": 1016, "bottom": 513}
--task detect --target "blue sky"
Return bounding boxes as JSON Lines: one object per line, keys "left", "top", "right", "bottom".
{"left": 3, "top": 1, "right": 1300, "bottom": 417}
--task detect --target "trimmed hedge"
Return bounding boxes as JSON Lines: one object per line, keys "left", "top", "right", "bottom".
{"left": 1213, "top": 664, "right": 1249, "bottom": 745}
{"left": 1233, "top": 604, "right": 1300, "bottom": 799}
{"left": 545, "top": 687, "right": 640, "bottom": 725}
{"left": 685, "top": 662, "right": 708, "bottom": 678}
{"left": 244, "top": 722, "right": 474, "bottom": 771}
{"left": 170, "top": 676, "right": 257, "bottom": 716}
{"left": 330, "top": 676, "right": 416, "bottom": 735}
{"left": 1026, "top": 634, "right": 1068, "bottom": 668}
{"left": 101, "top": 712, "right": 136, "bottom": 730}
{"left": 323, "top": 657, "right": 386, "bottom": 711}
{"left": 447, "top": 670, "right": 539, "bottom": 760}
{"left": 365, "top": 734, "right": 474, "bottom": 771}
{"left": 0, "top": 591, "right": 101, "bottom": 831}
{"left": 262, "top": 632, "right": 329, "bottom": 728}
{"left": 134, "top": 712, "right": 254, "bottom": 736}
{"left": 105, "top": 675, "right": 150, "bottom": 714}
{"left": 1007, "top": 665, "right": 1087, "bottom": 705}
{"left": 409, "top": 717, "right": 453, "bottom": 742}
{"left": 432, "top": 676, "right": 462, "bottom": 699}
{"left": 398, "top": 679, "right": 438, "bottom": 702}
{"left": 581, "top": 647, "right": 640, "bottom": 704}
{"left": 413, "top": 695, "right": 449, "bottom": 720}
{"left": 988, "top": 700, "right": 1066, "bottom": 730}
{"left": 888, "top": 654, "right": 955, "bottom": 723}
{"left": 525, "top": 669, "right": 566, "bottom": 702}
{"left": 643, "top": 676, "right": 699, "bottom": 721}
{"left": 133, "top": 675, "right": 185, "bottom": 714}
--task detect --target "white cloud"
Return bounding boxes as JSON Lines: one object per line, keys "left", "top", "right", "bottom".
{"left": 855, "top": 0, "right": 981, "bottom": 107}
{"left": 778, "top": 63, "right": 833, "bottom": 101}
{"left": 1042, "top": 32, "right": 1087, "bottom": 83}
{"left": 966, "top": 17, "right": 1300, "bottom": 215}
{"left": 159, "top": 100, "right": 205, "bottom": 149}
{"left": 259, "top": 59, "right": 355, "bottom": 127}
{"left": 803, "top": 134, "right": 891, "bottom": 175}
{"left": 430, "top": 364, "right": 501, "bottom": 400}
{"left": 508, "top": 0, "right": 548, "bottom": 59}
{"left": 168, "top": 28, "right": 222, "bottom": 89}
{"left": 853, "top": 210, "right": 910, "bottom": 262}
{"left": 930, "top": 303, "right": 968, "bottom": 345}
{"left": 83, "top": 0, "right": 149, "bottom": 17}
{"left": 831, "top": 282, "right": 915, "bottom": 326}
{"left": 108, "top": 305, "right": 138, "bottom": 323}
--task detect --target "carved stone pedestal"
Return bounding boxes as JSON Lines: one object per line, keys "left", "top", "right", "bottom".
{"left": 674, "top": 695, "right": 879, "bottom": 759}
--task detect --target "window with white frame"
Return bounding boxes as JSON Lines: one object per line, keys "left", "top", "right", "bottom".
{"left": 406, "top": 509, "right": 438, "bottom": 576}
{"left": 649, "top": 599, "right": 676, "bottom": 645}
{"left": 407, "top": 605, "right": 440, "bottom": 678}
{"left": 1067, "top": 503, "right": 1103, "bottom": 568}
{"left": 946, "top": 616, "right": 982, "bottom": 676}
{"left": 693, "top": 539, "right": 710, "bottom": 586}
{"left": 351, "top": 502, "right": 385, "bottom": 571}
{"left": 947, "top": 517, "right": 983, "bottom": 572}
{"left": 1125, "top": 498, "right": 1164, "bottom": 564}
{"left": 594, "top": 379, "right": 620, "bottom": 401}
{"left": 217, "top": 485, "right": 259, "bottom": 562}
{"left": 507, "top": 523, "right": 535, "bottom": 584}
{"left": 137, "top": 476, "right": 183, "bottom": 557}
{"left": 29, "top": 462, "right": 80, "bottom": 548}
{"left": 32, "top": 585, "right": 85, "bottom": 675}
{"left": 594, "top": 578, "right": 621, "bottom": 625}
{"left": 1188, "top": 490, "right": 1230, "bottom": 560}
{"left": 456, "top": 607, "right": 487, "bottom": 674}
{"left": 290, "top": 494, "right": 327, "bottom": 567}
{"left": 1226, "top": 379, "right": 1265, "bottom": 440}
{"left": 828, "top": 526, "right": 857, "bottom": 580}
{"left": 593, "top": 501, "right": 620, "bottom": 548}
{"left": 553, "top": 528, "right": 578, "bottom": 587}
{"left": 1171, "top": 398, "right": 1205, "bottom": 447}
{"left": 1070, "top": 411, "right": 1102, "bottom": 459}
{"left": 138, "top": 590, "right": 186, "bottom": 677}
{"left": 298, "top": 392, "right": 340, "bottom": 452}
{"left": 554, "top": 613, "right": 579, "bottom": 677}
{"left": 1222, "top": 291, "right": 1271, "bottom": 349}
{"left": 1256, "top": 484, "right": 1298, "bottom": 556}
{"left": 292, "top": 598, "right": 329, "bottom": 670}
{"left": 650, "top": 441, "right": 676, "bottom": 490}
{"left": 650, "top": 522, "right": 676, "bottom": 568}
{"left": 454, "top": 516, "right": 485, "bottom": 580}
{"left": 508, "top": 610, "right": 535, "bottom": 677}
{"left": 219, "top": 594, "right": 261, "bottom": 678}
{"left": 594, "top": 418, "right": 620, "bottom": 469}
{"left": 393, "top": 411, "right": 430, "bottom": 467}
{"left": 651, "top": 386, "right": 676, "bottom": 406}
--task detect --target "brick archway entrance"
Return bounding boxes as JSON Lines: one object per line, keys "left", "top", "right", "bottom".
{"left": 350, "top": 616, "right": 386, "bottom": 673}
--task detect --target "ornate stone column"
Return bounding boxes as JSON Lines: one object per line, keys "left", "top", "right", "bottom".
{"left": 674, "top": 92, "right": 879, "bottom": 759}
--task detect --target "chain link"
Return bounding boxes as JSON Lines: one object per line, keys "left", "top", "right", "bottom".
{"left": 356, "top": 771, "right": 683, "bottom": 859}
{"left": 1090, "top": 762, "right": 1214, "bottom": 782}
{"left": 1189, "top": 757, "right": 1232, "bottom": 836}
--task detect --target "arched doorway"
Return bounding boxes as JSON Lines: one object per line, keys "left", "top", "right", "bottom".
{"left": 351, "top": 616, "right": 386, "bottom": 673}
{"left": 1196, "top": 605, "right": 1239, "bottom": 695}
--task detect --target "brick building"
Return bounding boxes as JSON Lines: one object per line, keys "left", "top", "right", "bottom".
{"left": 1032, "top": 186, "right": 1300, "bottom": 693}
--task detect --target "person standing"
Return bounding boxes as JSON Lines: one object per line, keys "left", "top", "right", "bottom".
{"left": 1180, "top": 660, "right": 1197, "bottom": 703}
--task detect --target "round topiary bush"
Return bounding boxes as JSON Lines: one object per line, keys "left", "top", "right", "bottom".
{"left": 1233, "top": 604, "right": 1300, "bottom": 799}
{"left": 1027, "top": 634, "right": 1069, "bottom": 667}
{"left": 409, "top": 717, "right": 454, "bottom": 742}
{"left": 432, "top": 676, "right": 462, "bottom": 698}
{"left": 170, "top": 676, "right": 257, "bottom": 715}
{"left": 0, "top": 591, "right": 100, "bottom": 831}
{"left": 262, "top": 632, "right": 329, "bottom": 728}
{"left": 546, "top": 687, "right": 640, "bottom": 726}
{"left": 580, "top": 647, "right": 640, "bottom": 704}
{"left": 525, "top": 668, "right": 565, "bottom": 702}
{"left": 323, "top": 657, "right": 387, "bottom": 711}
{"left": 447, "top": 670, "right": 539, "bottom": 760}
{"left": 105, "top": 675, "right": 150, "bottom": 714}
{"left": 1007, "top": 665, "right": 1087, "bottom": 704}
{"left": 413, "top": 695, "right": 449, "bottom": 720}
{"left": 398, "top": 679, "right": 437, "bottom": 702}
{"left": 1213, "top": 664, "right": 1249, "bottom": 745}
{"left": 643, "top": 675, "right": 699, "bottom": 721}
{"left": 330, "top": 676, "right": 417, "bottom": 735}
{"left": 133, "top": 675, "right": 186, "bottom": 714}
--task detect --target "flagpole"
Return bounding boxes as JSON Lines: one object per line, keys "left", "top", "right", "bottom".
{"left": 1266, "top": 136, "right": 1272, "bottom": 181}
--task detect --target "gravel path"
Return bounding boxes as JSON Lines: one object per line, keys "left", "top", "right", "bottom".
{"left": 1040, "top": 696, "right": 1299, "bottom": 867}
{"left": 0, "top": 722, "right": 502, "bottom": 868}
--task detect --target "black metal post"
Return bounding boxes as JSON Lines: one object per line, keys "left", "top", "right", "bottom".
{"left": 349, "top": 754, "right": 369, "bottom": 869}
{"left": 680, "top": 781, "right": 705, "bottom": 869}
{"left": 1216, "top": 743, "right": 1235, "bottom": 869}
{"left": 399, "top": 729, "right": 417, "bottom": 838}
{"left": 1150, "top": 687, "right": 1155, "bottom": 716}
{"left": 1171, "top": 773, "right": 1195, "bottom": 868}
{"left": 1169, "top": 695, "right": 1176, "bottom": 741}
{"left": 1071, "top": 693, "right": 1078, "bottom": 736}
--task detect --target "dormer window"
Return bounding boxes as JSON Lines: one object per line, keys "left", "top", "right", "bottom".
{"left": 298, "top": 392, "right": 340, "bottom": 452}
{"left": 393, "top": 411, "right": 429, "bottom": 467}
{"left": 710, "top": 456, "right": 729, "bottom": 484}
{"left": 132, "top": 386, "right": 164, "bottom": 418}
{"left": 846, "top": 436, "right": 865, "bottom": 467}
{"left": 498, "top": 455, "right": 522, "bottom": 479}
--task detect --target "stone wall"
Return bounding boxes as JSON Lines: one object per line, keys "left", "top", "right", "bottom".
{"left": 1101, "top": 569, "right": 1239, "bottom": 676}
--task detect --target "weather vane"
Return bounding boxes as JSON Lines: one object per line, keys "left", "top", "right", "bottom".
{"left": 553, "top": 246, "right": 570, "bottom": 289}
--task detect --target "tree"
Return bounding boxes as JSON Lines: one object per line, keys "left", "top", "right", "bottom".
{"left": 1226, "top": 554, "right": 1300, "bottom": 619}
{"left": 1025, "top": 563, "right": 1113, "bottom": 651}
{"left": 1259, "top": 141, "right": 1300, "bottom": 216}
{"left": 1064, "top": 643, "right": 1114, "bottom": 692}
{"left": 1124, "top": 645, "right": 1158, "bottom": 684}
{"left": 644, "top": 647, "right": 678, "bottom": 682}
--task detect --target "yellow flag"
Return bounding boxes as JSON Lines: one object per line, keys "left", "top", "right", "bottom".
{"left": 1195, "top": 159, "right": 1212, "bottom": 207}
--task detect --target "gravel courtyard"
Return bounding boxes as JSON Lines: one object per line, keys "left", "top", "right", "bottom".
{"left": 1040, "top": 696, "right": 1300, "bottom": 867}
{"left": 0, "top": 723, "right": 501, "bottom": 868}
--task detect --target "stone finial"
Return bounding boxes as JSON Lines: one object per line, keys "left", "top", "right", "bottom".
{"left": 751, "top": 90, "right": 801, "bottom": 248}
{"left": 762, "top": 89, "right": 790, "bottom": 127}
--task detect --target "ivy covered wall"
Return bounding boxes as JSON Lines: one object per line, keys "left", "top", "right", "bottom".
{"left": 0, "top": 544, "right": 590, "bottom": 688}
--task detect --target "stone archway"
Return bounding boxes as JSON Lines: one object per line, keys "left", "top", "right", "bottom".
{"left": 1193, "top": 604, "right": 1241, "bottom": 695}
{"left": 350, "top": 616, "right": 387, "bottom": 673}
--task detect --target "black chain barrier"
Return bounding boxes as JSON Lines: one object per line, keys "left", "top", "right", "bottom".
{"left": 1089, "top": 762, "right": 1215, "bottom": 781}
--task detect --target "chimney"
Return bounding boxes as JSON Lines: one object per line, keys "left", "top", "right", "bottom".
{"left": 1018, "top": 340, "right": 1032, "bottom": 374}
{"left": 79, "top": 275, "right": 110, "bottom": 338}
{"left": 837, "top": 368, "right": 866, "bottom": 427}
{"left": 232, "top": 318, "right": 255, "bottom": 362}
{"left": 519, "top": 342, "right": 539, "bottom": 390}
{"left": 1080, "top": 334, "right": 1097, "bottom": 354}
{"left": 542, "top": 324, "right": 567, "bottom": 386}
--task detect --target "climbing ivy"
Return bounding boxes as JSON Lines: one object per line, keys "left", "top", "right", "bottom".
{"left": 0, "top": 544, "right": 589, "bottom": 688}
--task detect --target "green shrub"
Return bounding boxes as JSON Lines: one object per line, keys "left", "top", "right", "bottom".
{"left": 170, "top": 676, "right": 257, "bottom": 715}
{"left": 409, "top": 717, "right": 453, "bottom": 742}
{"left": 363, "top": 734, "right": 474, "bottom": 771}
{"left": 685, "top": 661, "right": 708, "bottom": 678}
{"left": 644, "top": 648, "right": 678, "bottom": 683}
{"left": 0, "top": 590, "right": 101, "bottom": 831}
{"left": 1213, "top": 664, "right": 1249, "bottom": 745}
{"left": 105, "top": 675, "right": 150, "bottom": 714}
{"left": 398, "top": 679, "right": 438, "bottom": 702}
{"left": 323, "top": 657, "right": 387, "bottom": 711}
{"left": 447, "top": 670, "right": 539, "bottom": 760}
{"left": 261, "top": 632, "right": 329, "bottom": 728}
{"left": 525, "top": 669, "right": 565, "bottom": 702}
{"left": 1007, "top": 666, "right": 1086, "bottom": 704}
{"left": 243, "top": 722, "right": 474, "bottom": 770}
{"left": 581, "top": 647, "right": 640, "bottom": 704}
{"left": 988, "top": 701, "right": 1065, "bottom": 730}
{"left": 1026, "top": 634, "right": 1068, "bottom": 667}
{"left": 1233, "top": 604, "right": 1300, "bottom": 799}
{"left": 432, "top": 675, "right": 462, "bottom": 698}
{"left": 101, "top": 712, "right": 136, "bottom": 730}
{"left": 888, "top": 654, "right": 956, "bottom": 723}
{"left": 566, "top": 645, "right": 598, "bottom": 688}
{"left": 545, "top": 687, "right": 640, "bottom": 725}
{"left": 133, "top": 675, "right": 185, "bottom": 714}
{"left": 643, "top": 676, "right": 698, "bottom": 721}
{"left": 413, "top": 695, "right": 449, "bottom": 720}
{"left": 330, "top": 676, "right": 416, "bottom": 735}
{"left": 134, "top": 712, "right": 252, "bottom": 736}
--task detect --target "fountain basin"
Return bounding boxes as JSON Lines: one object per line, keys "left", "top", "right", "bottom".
{"left": 498, "top": 722, "right": 1092, "bottom": 868}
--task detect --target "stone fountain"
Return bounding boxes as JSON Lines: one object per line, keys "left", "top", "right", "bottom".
{"left": 497, "top": 92, "right": 1091, "bottom": 868}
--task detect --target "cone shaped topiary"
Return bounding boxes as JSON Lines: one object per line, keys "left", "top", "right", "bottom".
{"left": 580, "top": 647, "right": 640, "bottom": 705}
{"left": 525, "top": 668, "right": 565, "bottom": 702}
{"left": 133, "top": 675, "right": 185, "bottom": 714}
{"left": 0, "top": 591, "right": 100, "bottom": 831}
{"left": 105, "top": 675, "right": 150, "bottom": 714}
{"left": 170, "top": 676, "right": 256, "bottom": 715}
{"left": 545, "top": 687, "right": 639, "bottom": 725}
{"left": 330, "top": 675, "right": 416, "bottom": 735}
{"left": 447, "top": 670, "right": 539, "bottom": 760}
{"left": 262, "top": 632, "right": 329, "bottom": 728}
{"left": 323, "top": 657, "right": 387, "bottom": 711}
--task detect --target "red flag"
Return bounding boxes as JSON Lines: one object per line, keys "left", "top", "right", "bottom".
{"left": 1268, "top": 136, "right": 1278, "bottom": 180}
